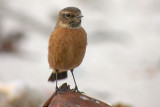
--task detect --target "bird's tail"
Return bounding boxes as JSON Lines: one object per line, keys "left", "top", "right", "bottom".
{"left": 48, "top": 71, "right": 67, "bottom": 82}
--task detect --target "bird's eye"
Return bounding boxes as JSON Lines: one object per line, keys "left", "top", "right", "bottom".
{"left": 65, "top": 14, "right": 70, "bottom": 18}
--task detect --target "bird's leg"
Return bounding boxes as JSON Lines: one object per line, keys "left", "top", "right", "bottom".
{"left": 71, "top": 69, "right": 84, "bottom": 94}
{"left": 55, "top": 70, "right": 59, "bottom": 94}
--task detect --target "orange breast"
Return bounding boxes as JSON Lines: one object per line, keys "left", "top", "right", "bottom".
{"left": 48, "top": 27, "right": 87, "bottom": 72}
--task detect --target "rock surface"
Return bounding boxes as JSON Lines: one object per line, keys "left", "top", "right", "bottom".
{"left": 43, "top": 83, "right": 112, "bottom": 107}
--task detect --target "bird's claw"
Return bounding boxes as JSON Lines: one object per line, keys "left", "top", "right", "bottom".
{"left": 72, "top": 87, "right": 84, "bottom": 94}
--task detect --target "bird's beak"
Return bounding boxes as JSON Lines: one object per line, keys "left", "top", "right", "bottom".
{"left": 77, "top": 14, "right": 84, "bottom": 18}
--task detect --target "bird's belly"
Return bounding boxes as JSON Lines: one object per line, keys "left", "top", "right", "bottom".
{"left": 54, "top": 46, "right": 85, "bottom": 72}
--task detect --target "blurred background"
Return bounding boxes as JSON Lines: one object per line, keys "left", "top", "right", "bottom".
{"left": 0, "top": 0, "right": 160, "bottom": 107}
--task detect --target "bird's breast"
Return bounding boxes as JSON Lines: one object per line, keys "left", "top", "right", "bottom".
{"left": 48, "top": 27, "right": 87, "bottom": 71}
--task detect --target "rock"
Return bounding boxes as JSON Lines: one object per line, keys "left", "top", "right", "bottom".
{"left": 43, "top": 83, "right": 112, "bottom": 107}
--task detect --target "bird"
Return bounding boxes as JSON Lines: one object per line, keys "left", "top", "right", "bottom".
{"left": 48, "top": 7, "right": 87, "bottom": 93}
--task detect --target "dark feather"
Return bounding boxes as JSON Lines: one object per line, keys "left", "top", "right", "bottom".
{"left": 48, "top": 71, "right": 67, "bottom": 82}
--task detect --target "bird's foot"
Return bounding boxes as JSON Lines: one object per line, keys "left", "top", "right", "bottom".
{"left": 55, "top": 86, "right": 59, "bottom": 95}
{"left": 72, "top": 86, "right": 84, "bottom": 94}
{"left": 55, "top": 86, "right": 65, "bottom": 95}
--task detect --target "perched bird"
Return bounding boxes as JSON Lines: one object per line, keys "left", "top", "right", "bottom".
{"left": 48, "top": 7, "right": 87, "bottom": 93}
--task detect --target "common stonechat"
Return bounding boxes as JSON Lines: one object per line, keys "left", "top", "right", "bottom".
{"left": 48, "top": 7, "right": 87, "bottom": 93}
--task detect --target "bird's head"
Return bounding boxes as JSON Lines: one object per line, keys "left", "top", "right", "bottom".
{"left": 56, "top": 7, "right": 83, "bottom": 29}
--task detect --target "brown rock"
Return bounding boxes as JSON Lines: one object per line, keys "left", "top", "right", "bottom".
{"left": 43, "top": 83, "right": 112, "bottom": 107}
